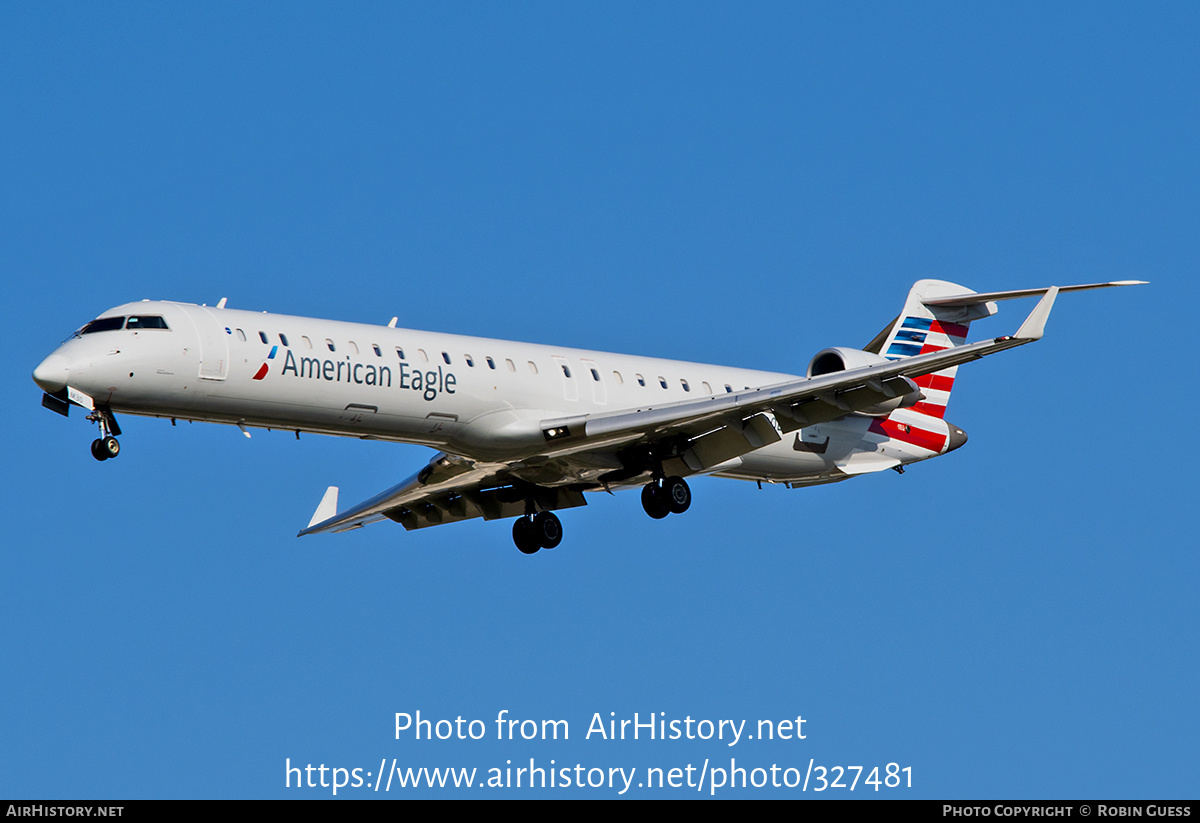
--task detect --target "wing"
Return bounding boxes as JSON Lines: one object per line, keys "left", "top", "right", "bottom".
{"left": 298, "top": 452, "right": 589, "bottom": 535}
{"left": 531, "top": 286, "right": 1064, "bottom": 473}
{"left": 301, "top": 281, "right": 1140, "bottom": 536}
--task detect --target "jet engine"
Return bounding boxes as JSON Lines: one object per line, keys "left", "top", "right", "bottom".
{"left": 806, "top": 347, "right": 923, "bottom": 416}
{"left": 807, "top": 346, "right": 891, "bottom": 377}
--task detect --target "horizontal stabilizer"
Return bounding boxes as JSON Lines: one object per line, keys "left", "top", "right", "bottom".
{"left": 308, "top": 486, "right": 339, "bottom": 528}
{"left": 924, "top": 280, "right": 1147, "bottom": 307}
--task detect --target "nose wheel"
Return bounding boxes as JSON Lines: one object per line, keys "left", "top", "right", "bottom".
{"left": 90, "top": 436, "right": 121, "bottom": 461}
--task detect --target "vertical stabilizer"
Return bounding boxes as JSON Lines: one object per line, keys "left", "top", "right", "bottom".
{"left": 873, "top": 280, "right": 996, "bottom": 418}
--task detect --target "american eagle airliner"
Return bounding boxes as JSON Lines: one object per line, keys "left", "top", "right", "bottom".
{"left": 32, "top": 279, "right": 1142, "bottom": 553}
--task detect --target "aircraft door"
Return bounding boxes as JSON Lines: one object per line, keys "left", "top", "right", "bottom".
{"left": 177, "top": 305, "right": 230, "bottom": 380}
{"left": 579, "top": 358, "right": 606, "bottom": 405}
{"left": 551, "top": 356, "right": 579, "bottom": 402}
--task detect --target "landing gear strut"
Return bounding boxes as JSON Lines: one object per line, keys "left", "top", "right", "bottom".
{"left": 642, "top": 476, "right": 691, "bottom": 519}
{"left": 512, "top": 511, "right": 563, "bottom": 554}
{"left": 87, "top": 408, "right": 122, "bottom": 462}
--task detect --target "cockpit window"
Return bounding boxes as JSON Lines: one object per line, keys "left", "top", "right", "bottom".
{"left": 79, "top": 317, "right": 125, "bottom": 335}
{"left": 77, "top": 315, "right": 171, "bottom": 337}
{"left": 126, "top": 315, "right": 169, "bottom": 330}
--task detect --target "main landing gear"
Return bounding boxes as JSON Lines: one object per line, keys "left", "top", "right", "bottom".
{"left": 510, "top": 476, "right": 691, "bottom": 554}
{"left": 512, "top": 511, "right": 563, "bottom": 554}
{"left": 87, "top": 408, "right": 122, "bottom": 462}
{"left": 641, "top": 476, "right": 691, "bottom": 520}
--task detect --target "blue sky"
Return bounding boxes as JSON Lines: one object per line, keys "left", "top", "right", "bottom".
{"left": 2, "top": 3, "right": 1195, "bottom": 798}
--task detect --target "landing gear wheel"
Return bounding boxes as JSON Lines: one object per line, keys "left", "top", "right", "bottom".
{"left": 533, "top": 511, "right": 562, "bottom": 549}
{"left": 641, "top": 482, "right": 670, "bottom": 519}
{"left": 101, "top": 436, "right": 120, "bottom": 459}
{"left": 512, "top": 517, "right": 540, "bottom": 554}
{"left": 664, "top": 476, "right": 691, "bottom": 514}
{"left": 90, "top": 439, "right": 109, "bottom": 461}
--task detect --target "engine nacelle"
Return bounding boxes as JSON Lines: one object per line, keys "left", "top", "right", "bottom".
{"left": 806, "top": 347, "right": 922, "bottom": 417}
{"left": 807, "top": 346, "right": 891, "bottom": 377}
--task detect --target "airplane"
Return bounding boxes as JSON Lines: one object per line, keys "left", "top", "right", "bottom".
{"left": 32, "top": 278, "right": 1144, "bottom": 553}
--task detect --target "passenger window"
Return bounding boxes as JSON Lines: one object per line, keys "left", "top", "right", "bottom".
{"left": 418, "top": 349, "right": 428, "bottom": 362}
{"left": 326, "top": 339, "right": 336, "bottom": 352}
{"left": 591, "top": 369, "right": 600, "bottom": 381}
{"left": 372, "top": 344, "right": 382, "bottom": 356}
{"left": 465, "top": 355, "right": 474, "bottom": 367}
{"left": 702, "top": 382, "right": 712, "bottom": 394}
{"left": 725, "top": 384, "right": 733, "bottom": 393}
{"left": 259, "top": 331, "right": 269, "bottom": 344}
{"left": 561, "top": 365, "right": 572, "bottom": 378}
{"left": 528, "top": 361, "right": 538, "bottom": 375}
{"left": 396, "top": 347, "right": 405, "bottom": 360}
{"left": 236, "top": 329, "right": 247, "bottom": 342}
{"left": 659, "top": 377, "right": 668, "bottom": 389}
{"left": 302, "top": 336, "right": 312, "bottom": 349}
{"left": 442, "top": 352, "right": 451, "bottom": 365}
{"left": 486, "top": 357, "right": 496, "bottom": 370}
{"left": 636, "top": 374, "right": 646, "bottom": 387}
{"left": 506, "top": 359, "right": 516, "bottom": 372}
{"left": 279, "top": 333, "right": 289, "bottom": 347}
{"left": 681, "top": 379, "right": 690, "bottom": 392}
{"left": 348, "top": 341, "right": 359, "bottom": 354}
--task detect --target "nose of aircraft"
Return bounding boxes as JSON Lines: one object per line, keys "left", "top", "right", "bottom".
{"left": 33, "top": 353, "right": 70, "bottom": 393}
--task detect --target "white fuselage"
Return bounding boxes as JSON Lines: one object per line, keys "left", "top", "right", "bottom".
{"left": 34, "top": 300, "right": 957, "bottom": 489}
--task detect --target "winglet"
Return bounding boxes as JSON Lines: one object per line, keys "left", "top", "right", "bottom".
{"left": 307, "top": 486, "right": 339, "bottom": 529}
{"left": 1014, "top": 286, "right": 1058, "bottom": 341}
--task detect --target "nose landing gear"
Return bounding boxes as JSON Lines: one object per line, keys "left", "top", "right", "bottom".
{"left": 87, "top": 408, "right": 122, "bottom": 462}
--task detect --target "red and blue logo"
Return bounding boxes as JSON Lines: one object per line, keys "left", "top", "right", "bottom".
{"left": 252, "top": 346, "right": 278, "bottom": 381}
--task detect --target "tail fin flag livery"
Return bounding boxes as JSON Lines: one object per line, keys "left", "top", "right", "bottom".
{"left": 32, "top": 279, "right": 1145, "bottom": 553}
{"left": 867, "top": 279, "right": 991, "bottom": 419}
